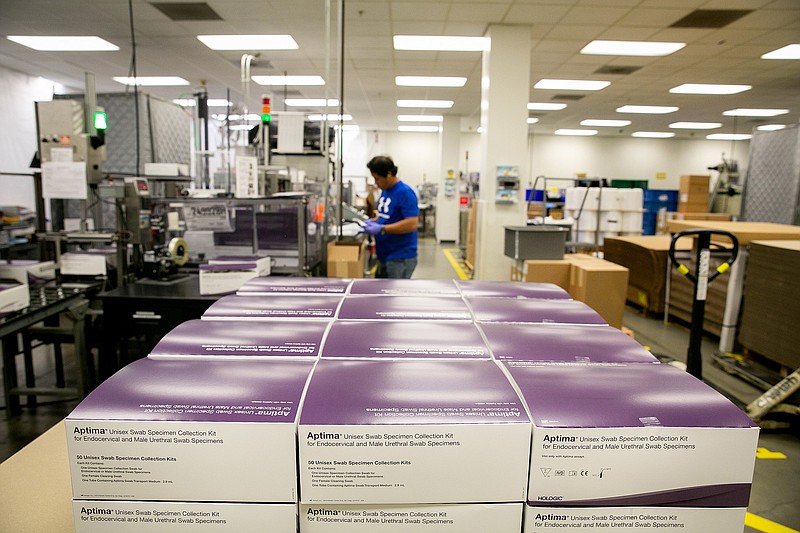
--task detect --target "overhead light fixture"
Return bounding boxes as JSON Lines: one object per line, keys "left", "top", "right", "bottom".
{"left": 757, "top": 124, "right": 787, "bottom": 131}
{"left": 397, "top": 115, "right": 443, "bottom": 122}
{"left": 229, "top": 124, "right": 255, "bottom": 131}
{"left": 632, "top": 132, "right": 675, "bottom": 138}
{"left": 723, "top": 108, "right": 789, "bottom": 117}
{"left": 113, "top": 76, "right": 190, "bottom": 86}
{"left": 581, "top": 119, "right": 632, "bottom": 127}
{"left": 398, "top": 125, "right": 441, "bottom": 132}
{"left": 393, "top": 35, "right": 490, "bottom": 52}
{"left": 173, "top": 98, "right": 232, "bottom": 107}
{"left": 706, "top": 134, "right": 752, "bottom": 140}
{"left": 527, "top": 118, "right": 540, "bottom": 124}
{"left": 527, "top": 102, "right": 568, "bottom": 111}
{"left": 761, "top": 44, "right": 800, "bottom": 60}
{"left": 396, "top": 76, "right": 467, "bottom": 87}
{"left": 397, "top": 100, "right": 454, "bottom": 109}
{"left": 213, "top": 113, "right": 261, "bottom": 121}
{"left": 554, "top": 129, "right": 598, "bottom": 136}
{"left": 580, "top": 40, "right": 685, "bottom": 57}
{"left": 252, "top": 75, "right": 325, "bottom": 86}
{"left": 285, "top": 98, "right": 339, "bottom": 107}
{"left": 669, "top": 122, "right": 722, "bottom": 129}
{"left": 197, "top": 34, "right": 298, "bottom": 50}
{"left": 337, "top": 125, "right": 361, "bottom": 132}
{"left": 308, "top": 114, "right": 352, "bottom": 121}
{"left": 7, "top": 35, "right": 119, "bottom": 51}
{"left": 617, "top": 105, "right": 679, "bottom": 114}
{"left": 670, "top": 84, "right": 752, "bottom": 95}
{"left": 534, "top": 79, "right": 610, "bottom": 91}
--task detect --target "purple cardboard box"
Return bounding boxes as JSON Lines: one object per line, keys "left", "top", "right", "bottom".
{"left": 321, "top": 321, "right": 490, "bottom": 359}
{"left": 469, "top": 298, "right": 605, "bottom": 325}
{"left": 338, "top": 295, "right": 472, "bottom": 321}
{"left": 457, "top": 280, "right": 570, "bottom": 300}
{"left": 480, "top": 323, "right": 658, "bottom": 364}
{"left": 503, "top": 362, "right": 758, "bottom": 508}
{"left": 149, "top": 319, "right": 329, "bottom": 360}
{"left": 238, "top": 277, "right": 353, "bottom": 295}
{"left": 349, "top": 279, "right": 460, "bottom": 296}
{"left": 298, "top": 359, "right": 531, "bottom": 504}
{"left": 66, "top": 358, "right": 315, "bottom": 503}
{"left": 203, "top": 294, "right": 342, "bottom": 320}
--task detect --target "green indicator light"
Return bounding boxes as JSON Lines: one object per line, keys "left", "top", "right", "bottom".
{"left": 93, "top": 111, "right": 108, "bottom": 130}
{"left": 261, "top": 113, "right": 271, "bottom": 123}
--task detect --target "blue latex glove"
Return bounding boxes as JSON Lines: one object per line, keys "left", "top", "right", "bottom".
{"left": 360, "top": 219, "right": 383, "bottom": 236}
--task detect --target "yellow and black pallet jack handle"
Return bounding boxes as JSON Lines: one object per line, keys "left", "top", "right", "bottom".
{"left": 668, "top": 229, "right": 739, "bottom": 380}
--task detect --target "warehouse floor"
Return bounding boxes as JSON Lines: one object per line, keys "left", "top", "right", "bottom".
{"left": 0, "top": 236, "right": 798, "bottom": 532}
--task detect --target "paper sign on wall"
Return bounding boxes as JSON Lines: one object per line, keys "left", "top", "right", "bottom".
{"left": 41, "top": 161, "right": 88, "bottom": 199}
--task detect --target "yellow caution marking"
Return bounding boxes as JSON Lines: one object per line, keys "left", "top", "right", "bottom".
{"left": 756, "top": 447, "right": 787, "bottom": 460}
{"left": 677, "top": 264, "right": 689, "bottom": 275}
{"left": 718, "top": 262, "right": 731, "bottom": 274}
{"left": 443, "top": 249, "right": 471, "bottom": 280}
{"left": 745, "top": 512, "right": 799, "bottom": 533}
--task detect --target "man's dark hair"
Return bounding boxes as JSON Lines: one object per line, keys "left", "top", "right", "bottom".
{"left": 367, "top": 156, "right": 398, "bottom": 178}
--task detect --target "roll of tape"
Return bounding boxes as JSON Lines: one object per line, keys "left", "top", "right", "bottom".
{"left": 168, "top": 237, "right": 188, "bottom": 266}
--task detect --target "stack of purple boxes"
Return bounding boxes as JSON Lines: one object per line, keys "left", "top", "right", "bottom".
{"left": 65, "top": 278, "right": 758, "bottom": 533}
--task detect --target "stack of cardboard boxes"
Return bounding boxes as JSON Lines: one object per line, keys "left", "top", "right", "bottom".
{"left": 678, "top": 175, "right": 710, "bottom": 213}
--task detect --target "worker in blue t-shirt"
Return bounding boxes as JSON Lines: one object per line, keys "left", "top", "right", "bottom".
{"left": 361, "top": 155, "right": 419, "bottom": 279}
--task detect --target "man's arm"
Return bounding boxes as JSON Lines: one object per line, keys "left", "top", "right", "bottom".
{"left": 383, "top": 216, "right": 419, "bottom": 234}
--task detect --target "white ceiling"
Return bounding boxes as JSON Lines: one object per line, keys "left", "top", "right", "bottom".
{"left": 0, "top": 0, "right": 798, "bottom": 137}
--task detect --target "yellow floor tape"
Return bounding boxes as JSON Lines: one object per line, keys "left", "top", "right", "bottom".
{"left": 443, "top": 249, "right": 471, "bottom": 280}
{"left": 756, "top": 447, "right": 788, "bottom": 460}
{"left": 746, "top": 512, "right": 799, "bottom": 533}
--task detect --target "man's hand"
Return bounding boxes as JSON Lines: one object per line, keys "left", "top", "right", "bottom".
{"left": 360, "top": 220, "right": 383, "bottom": 236}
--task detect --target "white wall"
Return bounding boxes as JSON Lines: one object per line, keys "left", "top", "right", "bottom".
{"left": 0, "top": 66, "right": 58, "bottom": 210}
{"left": 343, "top": 129, "right": 749, "bottom": 193}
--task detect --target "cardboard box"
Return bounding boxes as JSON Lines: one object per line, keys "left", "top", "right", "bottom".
{"left": 299, "top": 503, "right": 522, "bottom": 532}
{"left": 60, "top": 252, "right": 109, "bottom": 276}
{"left": 457, "top": 280, "right": 570, "bottom": 300}
{"left": 209, "top": 255, "right": 271, "bottom": 276}
{"left": 298, "top": 359, "right": 531, "bottom": 504}
{"left": 504, "top": 363, "right": 758, "bottom": 507}
{"left": 202, "top": 294, "right": 343, "bottom": 321}
{"left": 679, "top": 175, "right": 710, "bottom": 192}
{"left": 199, "top": 263, "right": 261, "bottom": 295}
{"left": 0, "top": 279, "right": 29, "bottom": 313}
{"left": 148, "top": 319, "right": 328, "bottom": 360}
{"left": 565, "top": 256, "right": 629, "bottom": 328}
{"left": 666, "top": 212, "right": 732, "bottom": 222}
{"left": 469, "top": 298, "right": 605, "bottom": 325}
{"left": 523, "top": 506, "right": 746, "bottom": 532}
{"left": 238, "top": 277, "right": 353, "bottom": 295}
{"left": 479, "top": 323, "right": 657, "bottom": 364}
{"left": 509, "top": 260, "right": 570, "bottom": 289}
{"left": 66, "top": 358, "right": 315, "bottom": 503}
{"left": 73, "top": 501, "right": 296, "bottom": 532}
{"left": 327, "top": 241, "right": 365, "bottom": 278}
{"left": 350, "top": 279, "right": 460, "bottom": 296}
{"left": 0, "top": 260, "right": 56, "bottom": 286}
{"left": 338, "top": 295, "right": 472, "bottom": 321}
{"left": 321, "top": 321, "right": 490, "bottom": 360}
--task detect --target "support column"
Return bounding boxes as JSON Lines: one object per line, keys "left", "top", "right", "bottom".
{"left": 436, "top": 115, "right": 461, "bottom": 242}
{"left": 474, "top": 24, "right": 531, "bottom": 280}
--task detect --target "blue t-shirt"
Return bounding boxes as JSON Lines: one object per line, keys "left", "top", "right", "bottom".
{"left": 375, "top": 180, "right": 419, "bottom": 261}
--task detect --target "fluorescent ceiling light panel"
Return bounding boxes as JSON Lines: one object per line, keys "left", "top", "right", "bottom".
{"left": 285, "top": 98, "right": 339, "bottom": 107}
{"left": 213, "top": 113, "right": 261, "bottom": 121}
{"left": 398, "top": 125, "right": 441, "bottom": 132}
{"left": 723, "top": 108, "right": 789, "bottom": 117}
{"left": 528, "top": 102, "right": 568, "bottom": 111}
{"left": 670, "top": 84, "right": 751, "bottom": 95}
{"left": 393, "top": 35, "right": 490, "bottom": 52}
{"left": 581, "top": 119, "right": 632, "bottom": 127}
{"left": 761, "top": 44, "right": 800, "bottom": 60}
{"left": 581, "top": 40, "right": 685, "bottom": 56}
{"left": 397, "top": 100, "right": 454, "bottom": 109}
{"left": 7, "top": 35, "right": 119, "bottom": 51}
{"left": 555, "top": 129, "right": 598, "bottom": 136}
{"left": 113, "top": 76, "right": 189, "bottom": 86}
{"left": 307, "top": 114, "right": 352, "bottom": 121}
{"left": 669, "top": 122, "right": 722, "bottom": 129}
{"left": 197, "top": 35, "right": 298, "bottom": 50}
{"left": 757, "top": 124, "right": 786, "bottom": 131}
{"left": 706, "top": 134, "right": 752, "bottom": 141}
{"left": 252, "top": 75, "right": 325, "bottom": 86}
{"left": 632, "top": 132, "right": 675, "bottom": 138}
{"left": 396, "top": 76, "right": 467, "bottom": 87}
{"left": 534, "top": 79, "right": 610, "bottom": 91}
{"left": 397, "top": 115, "right": 443, "bottom": 122}
{"left": 617, "top": 105, "right": 679, "bottom": 114}
{"left": 527, "top": 118, "right": 540, "bottom": 124}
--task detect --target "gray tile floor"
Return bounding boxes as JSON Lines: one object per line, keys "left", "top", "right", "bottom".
{"left": 1, "top": 236, "right": 798, "bottom": 532}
